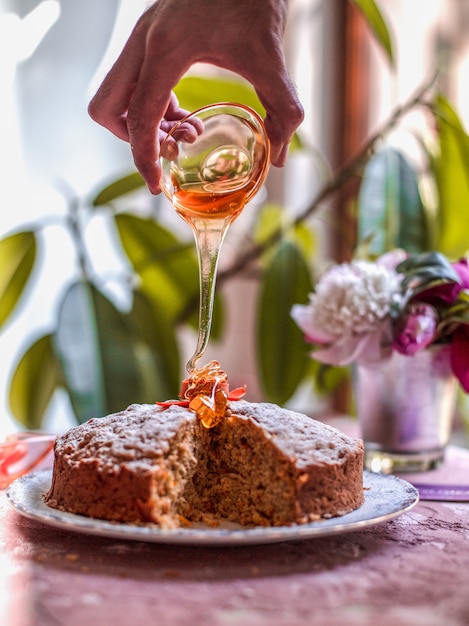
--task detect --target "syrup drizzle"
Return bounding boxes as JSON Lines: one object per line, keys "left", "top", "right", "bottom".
{"left": 156, "top": 361, "right": 246, "bottom": 428}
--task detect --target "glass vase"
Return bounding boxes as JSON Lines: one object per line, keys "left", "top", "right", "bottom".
{"left": 353, "top": 345, "right": 457, "bottom": 474}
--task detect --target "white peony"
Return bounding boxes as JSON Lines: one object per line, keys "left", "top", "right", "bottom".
{"left": 291, "top": 260, "right": 401, "bottom": 365}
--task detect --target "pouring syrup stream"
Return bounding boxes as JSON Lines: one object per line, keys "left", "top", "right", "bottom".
{"left": 170, "top": 151, "right": 255, "bottom": 373}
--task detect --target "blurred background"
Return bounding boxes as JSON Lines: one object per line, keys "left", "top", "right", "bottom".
{"left": 1, "top": 0, "right": 469, "bottom": 436}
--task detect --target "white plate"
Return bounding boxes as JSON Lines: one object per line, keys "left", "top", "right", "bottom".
{"left": 6, "top": 470, "right": 418, "bottom": 546}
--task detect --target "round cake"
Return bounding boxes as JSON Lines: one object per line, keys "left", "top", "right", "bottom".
{"left": 45, "top": 400, "right": 364, "bottom": 528}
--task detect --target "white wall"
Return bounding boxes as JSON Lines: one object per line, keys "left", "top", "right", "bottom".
{"left": 0, "top": 0, "right": 146, "bottom": 435}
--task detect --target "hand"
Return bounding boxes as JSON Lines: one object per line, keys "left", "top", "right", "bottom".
{"left": 88, "top": 0, "right": 304, "bottom": 194}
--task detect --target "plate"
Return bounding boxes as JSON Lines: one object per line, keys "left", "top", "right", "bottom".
{"left": 6, "top": 470, "right": 418, "bottom": 546}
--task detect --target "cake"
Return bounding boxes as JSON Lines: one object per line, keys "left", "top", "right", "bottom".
{"left": 45, "top": 399, "right": 364, "bottom": 528}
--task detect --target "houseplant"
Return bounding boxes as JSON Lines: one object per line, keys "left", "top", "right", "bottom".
{"left": 2, "top": 0, "right": 469, "bottom": 435}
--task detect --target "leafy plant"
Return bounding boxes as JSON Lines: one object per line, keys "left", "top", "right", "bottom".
{"left": 357, "top": 92, "right": 469, "bottom": 258}
{"left": 351, "top": 0, "right": 395, "bottom": 67}
{"left": 3, "top": 0, "right": 469, "bottom": 429}
{"left": 0, "top": 231, "right": 36, "bottom": 332}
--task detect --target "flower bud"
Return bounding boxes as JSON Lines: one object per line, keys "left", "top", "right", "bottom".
{"left": 392, "top": 303, "right": 438, "bottom": 355}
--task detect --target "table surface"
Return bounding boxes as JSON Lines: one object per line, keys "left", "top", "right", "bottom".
{"left": 2, "top": 432, "right": 469, "bottom": 626}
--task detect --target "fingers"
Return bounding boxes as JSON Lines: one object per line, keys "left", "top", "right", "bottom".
{"left": 262, "top": 83, "right": 304, "bottom": 167}
{"left": 159, "top": 120, "right": 202, "bottom": 161}
{"left": 126, "top": 71, "right": 188, "bottom": 193}
{"left": 161, "top": 99, "right": 205, "bottom": 138}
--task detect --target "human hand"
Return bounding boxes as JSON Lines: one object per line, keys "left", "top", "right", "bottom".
{"left": 88, "top": 0, "right": 304, "bottom": 194}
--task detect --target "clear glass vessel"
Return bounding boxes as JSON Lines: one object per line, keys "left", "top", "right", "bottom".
{"left": 354, "top": 345, "right": 457, "bottom": 473}
{"left": 160, "top": 103, "right": 270, "bottom": 373}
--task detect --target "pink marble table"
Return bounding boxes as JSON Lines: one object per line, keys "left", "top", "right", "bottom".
{"left": 1, "top": 445, "right": 469, "bottom": 626}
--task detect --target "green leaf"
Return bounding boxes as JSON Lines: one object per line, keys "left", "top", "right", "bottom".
{"left": 351, "top": 0, "right": 395, "bottom": 68}
{"left": 116, "top": 213, "right": 225, "bottom": 345}
{"left": 440, "top": 299, "right": 469, "bottom": 326}
{"left": 431, "top": 94, "right": 469, "bottom": 257}
{"left": 358, "top": 147, "right": 428, "bottom": 254}
{"left": 313, "top": 362, "right": 349, "bottom": 395}
{"left": 256, "top": 241, "right": 313, "bottom": 405}
{"left": 397, "top": 251, "right": 460, "bottom": 293}
{"left": 92, "top": 172, "right": 146, "bottom": 206}
{"left": 175, "top": 76, "right": 265, "bottom": 118}
{"left": 174, "top": 76, "right": 303, "bottom": 152}
{"left": 53, "top": 281, "right": 143, "bottom": 423}
{"left": 412, "top": 134, "right": 440, "bottom": 250}
{"left": 253, "top": 203, "right": 316, "bottom": 268}
{"left": 0, "top": 230, "right": 36, "bottom": 331}
{"left": 210, "top": 292, "right": 226, "bottom": 341}
{"left": 115, "top": 213, "right": 199, "bottom": 323}
{"left": 9, "top": 334, "right": 62, "bottom": 430}
{"left": 127, "top": 290, "right": 181, "bottom": 400}
{"left": 397, "top": 251, "right": 457, "bottom": 275}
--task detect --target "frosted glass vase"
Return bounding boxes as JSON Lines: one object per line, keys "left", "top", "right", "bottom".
{"left": 354, "top": 345, "right": 457, "bottom": 473}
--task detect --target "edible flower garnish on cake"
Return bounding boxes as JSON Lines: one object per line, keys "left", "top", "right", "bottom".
{"left": 156, "top": 360, "right": 246, "bottom": 428}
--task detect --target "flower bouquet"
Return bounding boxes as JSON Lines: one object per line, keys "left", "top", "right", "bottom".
{"left": 291, "top": 249, "right": 469, "bottom": 471}
{"left": 291, "top": 250, "right": 469, "bottom": 392}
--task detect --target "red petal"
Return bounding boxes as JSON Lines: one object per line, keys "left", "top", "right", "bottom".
{"left": 228, "top": 386, "right": 247, "bottom": 400}
{"left": 156, "top": 400, "right": 190, "bottom": 410}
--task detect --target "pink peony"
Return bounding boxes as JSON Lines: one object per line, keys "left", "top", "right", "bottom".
{"left": 392, "top": 303, "right": 438, "bottom": 355}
